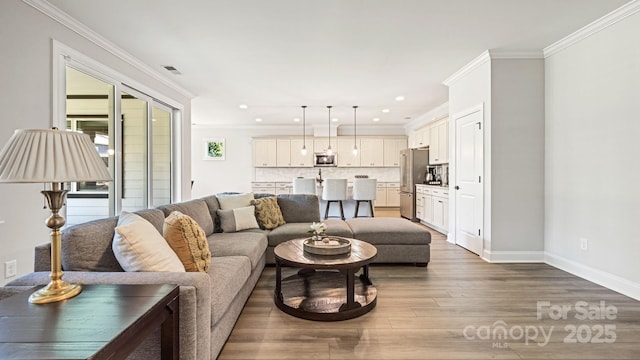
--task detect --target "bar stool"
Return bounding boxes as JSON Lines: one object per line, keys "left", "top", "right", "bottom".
{"left": 293, "top": 178, "right": 316, "bottom": 195}
{"left": 353, "top": 178, "right": 377, "bottom": 217}
{"left": 322, "top": 178, "right": 347, "bottom": 220}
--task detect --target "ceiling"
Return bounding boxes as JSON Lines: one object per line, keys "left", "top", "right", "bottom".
{"left": 47, "top": 0, "right": 629, "bottom": 127}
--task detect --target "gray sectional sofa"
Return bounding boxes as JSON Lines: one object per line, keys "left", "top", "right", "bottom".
{"left": 8, "top": 193, "right": 431, "bottom": 359}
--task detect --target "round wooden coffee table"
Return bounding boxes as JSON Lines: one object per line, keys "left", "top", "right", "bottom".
{"left": 273, "top": 238, "right": 377, "bottom": 321}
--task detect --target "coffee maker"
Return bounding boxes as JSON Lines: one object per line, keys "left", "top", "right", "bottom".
{"left": 425, "top": 166, "right": 441, "bottom": 185}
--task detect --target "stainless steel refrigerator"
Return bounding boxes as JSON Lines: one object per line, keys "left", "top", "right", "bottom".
{"left": 399, "top": 148, "right": 429, "bottom": 220}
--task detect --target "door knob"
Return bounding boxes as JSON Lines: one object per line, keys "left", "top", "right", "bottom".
{"left": 455, "top": 186, "right": 460, "bottom": 190}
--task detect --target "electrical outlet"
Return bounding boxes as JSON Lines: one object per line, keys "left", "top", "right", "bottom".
{"left": 580, "top": 238, "right": 589, "bottom": 251}
{"left": 4, "top": 260, "right": 17, "bottom": 278}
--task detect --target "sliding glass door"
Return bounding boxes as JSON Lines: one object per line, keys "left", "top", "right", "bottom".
{"left": 64, "top": 65, "right": 175, "bottom": 225}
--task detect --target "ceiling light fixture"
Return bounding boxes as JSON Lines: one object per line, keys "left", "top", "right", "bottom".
{"left": 352, "top": 106, "right": 358, "bottom": 155}
{"left": 301, "top": 106, "right": 307, "bottom": 156}
{"left": 255, "top": 118, "right": 263, "bottom": 122}
{"left": 382, "top": 109, "right": 390, "bottom": 113}
{"left": 293, "top": 118, "right": 300, "bottom": 122}
{"left": 395, "top": 96, "right": 405, "bottom": 101}
{"left": 239, "top": 104, "right": 248, "bottom": 109}
{"left": 373, "top": 117, "right": 380, "bottom": 122}
{"left": 332, "top": 118, "right": 339, "bottom": 122}
{"left": 326, "top": 106, "right": 333, "bottom": 155}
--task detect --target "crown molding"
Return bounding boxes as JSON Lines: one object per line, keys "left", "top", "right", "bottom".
{"left": 22, "top": 0, "right": 196, "bottom": 99}
{"left": 488, "top": 49, "right": 544, "bottom": 59}
{"left": 544, "top": 0, "right": 640, "bottom": 58}
{"left": 442, "top": 50, "right": 490, "bottom": 87}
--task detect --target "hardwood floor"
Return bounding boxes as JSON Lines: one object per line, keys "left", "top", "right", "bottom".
{"left": 219, "top": 216, "right": 640, "bottom": 359}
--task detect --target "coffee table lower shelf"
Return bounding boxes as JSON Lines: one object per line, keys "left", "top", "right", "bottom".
{"left": 274, "top": 269, "right": 377, "bottom": 321}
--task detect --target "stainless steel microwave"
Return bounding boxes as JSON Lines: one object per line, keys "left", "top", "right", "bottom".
{"left": 314, "top": 152, "right": 337, "bottom": 167}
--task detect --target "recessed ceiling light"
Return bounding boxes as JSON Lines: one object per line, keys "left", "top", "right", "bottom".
{"left": 382, "top": 109, "right": 390, "bottom": 113}
{"left": 293, "top": 118, "right": 300, "bottom": 122}
{"left": 372, "top": 118, "right": 380, "bottom": 122}
{"left": 255, "top": 118, "right": 263, "bottom": 122}
{"left": 395, "top": 96, "right": 405, "bottom": 101}
{"left": 239, "top": 104, "right": 249, "bottom": 109}
{"left": 404, "top": 116, "right": 412, "bottom": 120}
{"left": 332, "top": 118, "right": 339, "bottom": 122}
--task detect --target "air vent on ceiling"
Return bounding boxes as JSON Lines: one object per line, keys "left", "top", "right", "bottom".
{"left": 163, "top": 65, "right": 182, "bottom": 75}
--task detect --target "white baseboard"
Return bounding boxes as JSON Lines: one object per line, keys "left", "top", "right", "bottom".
{"left": 483, "top": 249, "right": 545, "bottom": 263}
{"left": 545, "top": 252, "right": 640, "bottom": 301}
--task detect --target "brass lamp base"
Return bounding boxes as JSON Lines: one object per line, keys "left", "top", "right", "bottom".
{"left": 29, "top": 280, "right": 82, "bottom": 304}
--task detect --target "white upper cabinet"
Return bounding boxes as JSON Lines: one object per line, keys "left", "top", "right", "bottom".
{"left": 429, "top": 118, "right": 449, "bottom": 164}
{"left": 253, "top": 139, "right": 277, "bottom": 167}
{"left": 383, "top": 138, "right": 407, "bottom": 167}
{"left": 411, "top": 126, "right": 429, "bottom": 148}
{"left": 337, "top": 137, "right": 360, "bottom": 167}
{"left": 290, "top": 139, "right": 314, "bottom": 167}
{"left": 359, "top": 138, "right": 384, "bottom": 167}
{"left": 276, "top": 139, "right": 291, "bottom": 167}
{"left": 313, "top": 138, "right": 337, "bottom": 153}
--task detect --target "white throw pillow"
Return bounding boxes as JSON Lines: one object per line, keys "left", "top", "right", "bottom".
{"left": 216, "top": 192, "right": 255, "bottom": 210}
{"left": 112, "top": 211, "right": 186, "bottom": 272}
{"left": 217, "top": 206, "right": 260, "bottom": 232}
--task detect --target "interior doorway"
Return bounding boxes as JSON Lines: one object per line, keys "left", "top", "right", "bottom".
{"left": 453, "top": 104, "right": 484, "bottom": 255}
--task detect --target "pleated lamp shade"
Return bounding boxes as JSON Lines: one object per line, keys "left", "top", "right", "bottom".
{"left": 0, "top": 129, "right": 112, "bottom": 183}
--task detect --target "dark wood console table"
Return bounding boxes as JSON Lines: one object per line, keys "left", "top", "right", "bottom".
{"left": 0, "top": 284, "right": 179, "bottom": 359}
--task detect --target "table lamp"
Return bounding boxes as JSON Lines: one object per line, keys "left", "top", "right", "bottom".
{"left": 0, "top": 128, "right": 112, "bottom": 304}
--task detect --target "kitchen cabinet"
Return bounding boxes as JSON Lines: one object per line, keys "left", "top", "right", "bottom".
{"left": 253, "top": 139, "right": 277, "bottom": 167}
{"left": 383, "top": 138, "right": 407, "bottom": 167}
{"left": 290, "top": 139, "right": 314, "bottom": 167}
{"left": 412, "top": 126, "right": 429, "bottom": 148}
{"left": 385, "top": 182, "right": 400, "bottom": 207}
{"left": 359, "top": 138, "right": 384, "bottom": 167}
{"left": 431, "top": 187, "right": 449, "bottom": 231}
{"left": 251, "top": 182, "right": 276, "bottom": 193}
{"left": 429, "top": 119, "right": 449, "bottom": 164}
{"left": 375, "top": 183, "right": 387, "bottom": 207}
{"left": 337, "top": 138, "right": 360, "bottom": 167}
{"left": 415, "top": 185, "right": 425, "bottom": 220}
{"left": 416, "top": 185, "right": 447, "bottom": 232}
{"left": 313, "top": 138, "right": 337, "bottom": 154}
{"left": 276, "top": 139, "right": 291, "bottom": 167}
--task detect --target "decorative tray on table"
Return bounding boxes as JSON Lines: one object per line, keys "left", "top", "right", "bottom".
{"left": 303, "top": 236, "right": 351, "bottom": 256}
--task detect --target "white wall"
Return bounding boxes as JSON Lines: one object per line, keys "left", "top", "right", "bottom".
{"left": 491, "top": 59, "right": 545, "bottom": 254}
{"left": 545, "top": 10, "right": 640, "bottom": 297}
{"left": 445, "top": 52, "right": 545, "bottom": 260}
{"left": 0, "top": 1, "right": 191, "bottom": 285}
{"left": 447, "top": 58, "right": 493, "bottom": 253}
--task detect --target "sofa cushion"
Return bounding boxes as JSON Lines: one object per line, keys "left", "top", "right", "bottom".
{"left": 345, "top": 218, "right": 432, "bottom": 245}
{"left": 276, "top": 194, "right": 321, "bottom": 223}
{"left": 61, "top": 208, "right": 164, "bottom": 272}
{"left": 201, "top": 195, "right": 222, "bottom": 233}
{"left": 217, "top": 206, "right": 259, "bottom": 232}
{"left": 163, "top": 211, "right": 212, "bottom": 272}
{"left": 266, "top": 223, "right": 312, "bottom": 247}
{"left": 324, "top": 219, "right": 354, "bottom": 238}
{"left": 112, "top": 211, "right": 186, "bottom": 272}
{"left": 251, "top": 196, "right": 285, "bottom": 230}
{"left": 217, "top": 192, "right": 254, "bottom": 210}
{"left": 208, "top": 255, "right": 252, "bottom": 324}
{"left": 207, "top": 231, "right": 268, "bottom": 269}
{"left": 157, "top": 199, "right": 214, "bottom": 236}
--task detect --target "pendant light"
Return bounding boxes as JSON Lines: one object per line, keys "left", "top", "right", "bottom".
{"left": 300, "top": 105, "right": 307, "bottom": 155}
{"left": 326, "top": 105, "right": 333, "bottom": 155}
{"left": 352, "top": 105, "right": 358, "bottom": 155}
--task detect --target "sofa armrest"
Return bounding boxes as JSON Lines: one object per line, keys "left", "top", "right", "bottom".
{"left": 8, "top": 271, "right": 211, "bottom": 360}
{"left": 34, "top": 243, "right": 52, "bottom": 272}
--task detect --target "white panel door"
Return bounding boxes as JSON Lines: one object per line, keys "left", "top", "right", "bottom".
{"left": 454, "top": 107, "right": 484, "bottom": 255}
